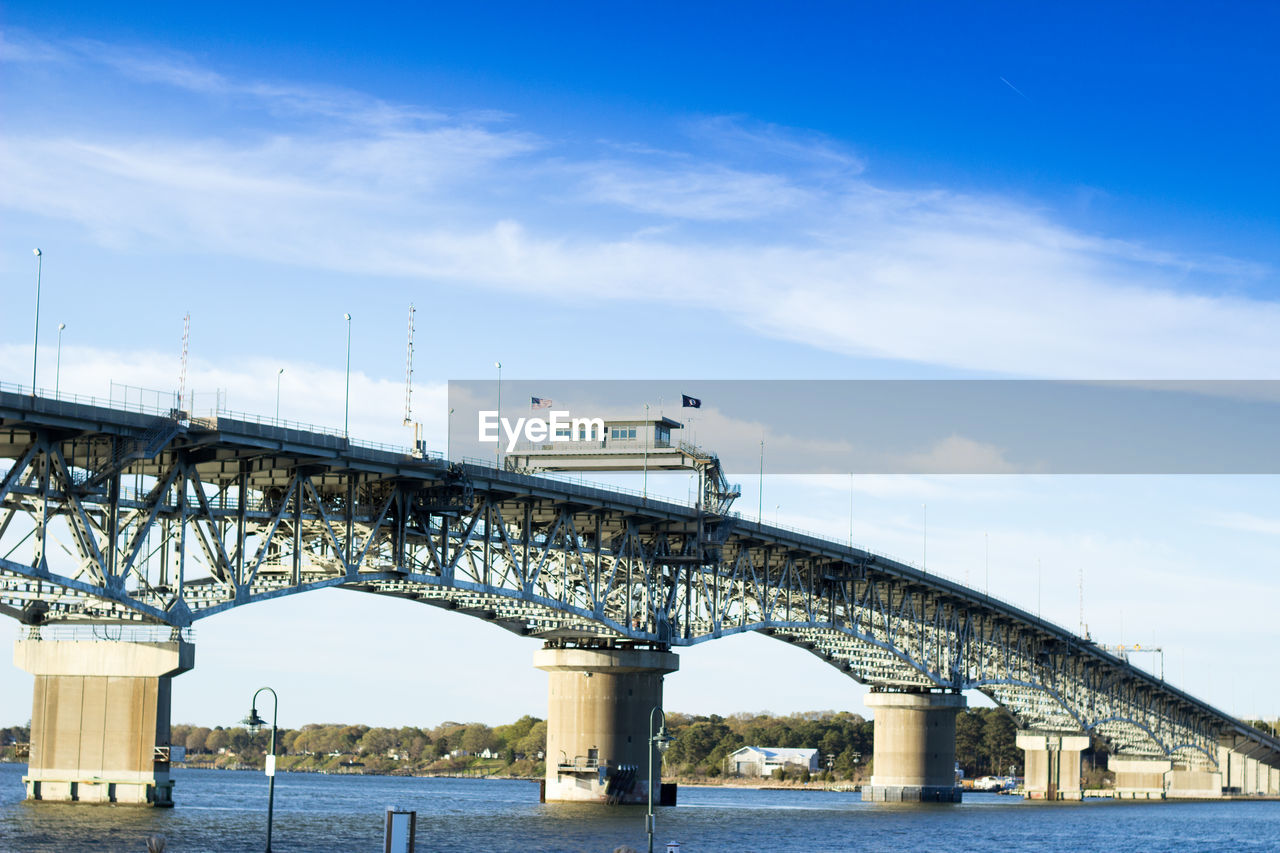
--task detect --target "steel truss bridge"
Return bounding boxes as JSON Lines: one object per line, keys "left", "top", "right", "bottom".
{"left": 1, "top": 389, "right": 1276, "bottom": 771}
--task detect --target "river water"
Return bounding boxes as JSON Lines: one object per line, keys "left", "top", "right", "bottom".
{"left": 1, "top": 764, "right": 1277, "bottom": 852}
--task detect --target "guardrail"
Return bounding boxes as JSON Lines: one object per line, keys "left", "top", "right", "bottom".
{"left": 1, "top": 381, "right": 438, "bottom": 460}
{"left": 20, "top": 624, "right": 195, "bottom": 643}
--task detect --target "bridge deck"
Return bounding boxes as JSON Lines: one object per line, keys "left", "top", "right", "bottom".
{"left": 1, "top": 389, "right": 1277, "bottom": 771}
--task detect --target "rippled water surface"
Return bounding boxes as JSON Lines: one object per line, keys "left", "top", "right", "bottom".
{"left": 2, "top": 763, "right": 1278, "bottom": 852}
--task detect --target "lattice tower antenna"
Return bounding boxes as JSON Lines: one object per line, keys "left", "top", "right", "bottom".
{"left": 403, "top": 303, "right": 415, "bottom": 426}
{"left": 178, "top": 313, "right": 190, "bottom": 411}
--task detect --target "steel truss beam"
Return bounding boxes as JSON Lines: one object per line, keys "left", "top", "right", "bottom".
{"left": 0, "top": 391, "right": 1275, "bottom": 773}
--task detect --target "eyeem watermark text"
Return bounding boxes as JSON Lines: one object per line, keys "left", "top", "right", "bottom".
{"left": 478, "top": 411, "right": 605, "bottom": 452}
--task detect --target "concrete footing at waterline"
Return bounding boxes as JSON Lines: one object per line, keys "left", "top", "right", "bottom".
{"left": 862, "top": 690, "right": 965, "bottom": 803}
{"left": 15, "top": 637, "right": 194, "bottom": 806}
{"left": 1017, "top": 730, "right": 1089, "bottom": 800}
{"left": 535, "top": 645, "right": 679, "bottom": 804}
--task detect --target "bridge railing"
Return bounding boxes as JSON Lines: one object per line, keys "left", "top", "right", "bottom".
{"left": 1, "top": 381, "right": 181, "bottom": 420}
{"left": 464, "top": 456, "right": 702, "bottom": 510}
{"left": 2, "top": 382, "right": 436, "bottom": 460}
{"left": 19, "top": 624, "right": 196, "bottom": 643}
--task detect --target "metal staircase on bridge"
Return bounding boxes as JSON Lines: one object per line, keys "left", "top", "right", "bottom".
{"left": 80, "top": 415, "right": 184, "bottom": 491}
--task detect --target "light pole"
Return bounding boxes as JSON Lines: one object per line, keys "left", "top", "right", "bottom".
{"left": 275, "top": 368, "right": 284, "bottom": 420}
{"left": 643, "top": 403, "right": 649, "bottom": 499}
{"left": 31, "top": 248, "right": 42, "bottom": 395}
{"left": 494, "top": 361, "right": 502, "bottom": 466}
{"left": 343, "top": 313, "right": 352, "bottom": 438}
{"left": 55, "top": 323, "right": 66, "bottom": 396}
{"left": 647, "top": 706, "right": 672, "bottom": 853}
{"left": 757, "top": 439, "right": 764, "bottom": 530}
{"left": 242, "top": 687, "right": 279, "bottom": 852}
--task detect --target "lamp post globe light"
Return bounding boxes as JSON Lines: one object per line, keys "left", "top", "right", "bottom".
{"left": 647, "top": 706, "right": 672, "bottom": 853}
{"left": 242, "top": 687, "right": 280, "bottom": 852}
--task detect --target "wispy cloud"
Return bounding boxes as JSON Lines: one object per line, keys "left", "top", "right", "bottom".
{"left": 1207, "top": 511, "right": 1280, "bottom": 536}
{"left": 3, "top": 35, "right": 1279, "bottom": 379}
{"left": 580, "top": 163, "right": 812, "bottom": 220}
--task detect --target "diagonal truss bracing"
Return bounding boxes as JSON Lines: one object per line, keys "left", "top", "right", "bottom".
{"left": 1, "top": 389, "right": 1275, "bottom": 772}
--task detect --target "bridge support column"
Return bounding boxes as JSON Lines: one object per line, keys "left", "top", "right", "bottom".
{"left": 15, "top": 635, "right": 194, "bottom": 806}
{"left": 863, "top": 690, "right": 965, "bottom": 803}
{"left": 534, "top": 644, "right": 678, "bottom": 804}
{"left": 1216, "top": 735, "right": 1280, "bottom": 795}
{"left": 1016, "top": 730, "right": 1088, "bottom": 800}
{"left": 1109, "top": 757, "right": 1172, "bottom": 799}
{"left": 1165, "top": 765, "right": 1223, "bottom": 798}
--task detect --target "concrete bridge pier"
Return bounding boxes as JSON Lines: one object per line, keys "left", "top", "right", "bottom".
{"left": 1218, "top": 735, "right": 1280, "bottom": 795}
{"left": 1109, "top": 757, "right": 1172, "bottom": 799}
{"left": 1165, "top": 765, "right": 1223, "bottom": 798}
{"left": 534, "top": 644, "right": 679, "bottom": 804}
{"left": 863, "top": 690, "right": 965, "bottom": 802}
{"left": 15, "top": 633, "right": 194, "bottom": 806}
{"left": 1016, "top": 730, "right": 1089, "bottom": 800}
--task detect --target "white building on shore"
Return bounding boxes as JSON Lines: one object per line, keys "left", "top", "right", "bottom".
{"left": 727, "top": 746, "right": 820, "bottom": 777}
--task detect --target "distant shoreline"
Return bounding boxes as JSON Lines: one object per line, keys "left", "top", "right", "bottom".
{"left": 2, "top": 758, "right": 860, "bottom": 791}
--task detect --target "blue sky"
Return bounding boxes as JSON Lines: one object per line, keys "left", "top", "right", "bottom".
{"left": 1, "top": 3, "right": 1278, "bottom": 728}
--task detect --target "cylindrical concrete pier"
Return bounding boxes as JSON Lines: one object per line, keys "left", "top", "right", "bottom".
{"left": 534, "top": 644, "right": 678, "bottom": 804}
{"left": 863, "top": 690, "right": 965, "bottom": 803}
{"left": 15, "top": 636, "right": 194, "bottom": 806}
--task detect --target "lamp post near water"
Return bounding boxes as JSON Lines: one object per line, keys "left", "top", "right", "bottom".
{"left": 647, "top": 706, "right": 672, "bottom": 853}
{"left": 242, "top": 687, "right": 280, "bottom": 852}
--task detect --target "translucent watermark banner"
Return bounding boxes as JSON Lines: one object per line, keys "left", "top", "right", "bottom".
{"left": 446, "top": 380, "right": 1280, "bottom": 474}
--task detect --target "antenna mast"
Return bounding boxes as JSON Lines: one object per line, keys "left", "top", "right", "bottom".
{"left": 403, "top": 303, "right": 415, "bottom": 426}
{"left": 178, "top": 313, "right": 190, "bottom": 411}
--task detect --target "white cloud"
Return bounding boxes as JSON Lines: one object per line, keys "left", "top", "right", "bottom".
{"left": 3, "top": 35, "right": 1280, "bottom": 385}
{"left": 1207, "top": 511, "right": 1280, "bottom": 536}
{"left": 898, "top": 435, "right": 1021, "bottom": 474}
{"left": 580, "top": 163, "right": 813, "bottom": 220}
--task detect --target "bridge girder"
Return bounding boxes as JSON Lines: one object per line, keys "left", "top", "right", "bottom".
{"left": 1, "top": 390, "right": 1275, "bottom": 773}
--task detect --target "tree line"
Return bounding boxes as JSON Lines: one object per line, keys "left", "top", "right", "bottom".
{"left": 168, "top": 716, "right": 547, "bottom": 775}
{"left": 11, "top": 713, "right": 1275, "bottom": 779}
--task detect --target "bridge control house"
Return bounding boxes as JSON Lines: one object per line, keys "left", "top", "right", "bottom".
{"left": 505, "top": 415, "right": 687, "bottom": 474}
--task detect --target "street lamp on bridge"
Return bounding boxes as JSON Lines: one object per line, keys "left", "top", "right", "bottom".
{"left": 31, "top": 248, "right": 42, "bottom": 396}
{"left": 494, "top": 361, "right": 502, "bottom": 466}
{"left": 275, "top": 368, "right": 284, "bottom": 420}
{"left": 343, "top": 313, "right": 352, "bottom": 438}
{"left": 56, "top": 323, "right": 66, "bottom": 396}
{"left": 647, "top": 706, "right": 672, "bottom": 853}
{"left": 242, "top": 687, "right": 280, "bottom": 852}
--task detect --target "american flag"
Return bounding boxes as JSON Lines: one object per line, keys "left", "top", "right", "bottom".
{"left": 531, "top": 396, "right": 553, "bottom": 410}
